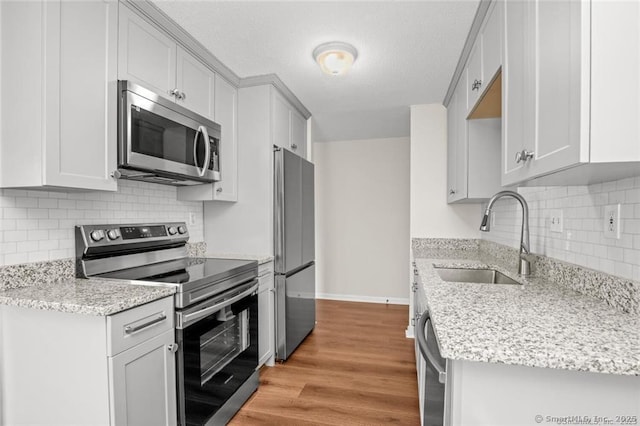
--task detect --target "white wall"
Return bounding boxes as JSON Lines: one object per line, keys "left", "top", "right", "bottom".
{"left": 314, "top": 137, "right": 410, "bottom": 304}
{"left": 483, "top": 176, "right": 640, "bottom": 282}
{"left": 410, "top": 104, "right": 481, "bottom": 238}
{"left": 0, "top": 180, "right": 204, "bottom": 266}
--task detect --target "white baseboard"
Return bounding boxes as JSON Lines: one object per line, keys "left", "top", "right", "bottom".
{"left": 316, "top": 293, "right": 409, "bottom": 305}
{"left": 405, "top": 326, "right": 415, "bottom": 339}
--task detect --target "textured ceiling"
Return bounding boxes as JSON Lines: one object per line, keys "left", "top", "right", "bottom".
{"left": 153, "top": 1, "right": 479, "bottom": 142}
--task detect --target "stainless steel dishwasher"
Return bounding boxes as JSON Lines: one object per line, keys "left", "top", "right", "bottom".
{"left": 416, "top": 311, "right": 449, "bottom": 426}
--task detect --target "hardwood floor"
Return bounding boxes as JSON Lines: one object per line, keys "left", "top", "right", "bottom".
{"left": 230, "top": 299, "right": 420, "bottom": 425}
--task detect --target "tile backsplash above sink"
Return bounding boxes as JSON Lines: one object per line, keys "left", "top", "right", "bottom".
{"left": 482, "top": 175, "right": 640, "bottom": 282}
{"left": 0, "top": 180, "right": 204, "bottom": 266}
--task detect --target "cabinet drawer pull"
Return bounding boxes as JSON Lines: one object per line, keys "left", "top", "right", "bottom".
{"left": 124, "top": 314, "right": 167, "bottom": 334}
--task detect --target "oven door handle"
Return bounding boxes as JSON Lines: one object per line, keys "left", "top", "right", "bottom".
{"left": 178, "top": 281, "right": 258, "bottom": 329}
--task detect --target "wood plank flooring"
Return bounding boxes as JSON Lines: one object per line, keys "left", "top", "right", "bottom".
{"left": 229, "top": 299, "right": 420, "bottom": 425}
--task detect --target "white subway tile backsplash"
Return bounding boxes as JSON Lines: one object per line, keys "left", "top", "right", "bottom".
{"left": 482, "top": 175, "right": 640, "bottom": 282}
{"left": 0, "top": 180, "right": 204, "bottom": 266}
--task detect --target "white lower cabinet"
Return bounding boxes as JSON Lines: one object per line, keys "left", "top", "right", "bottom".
{"left": 257, "top": 261, "right": 275, "bottom": 367}
{"left": 447, "top": 360, "right": 640, "bottom": 426}
{"left": 0, "top": 297, "right": 177, "bottom": 426}
{"left": 109, "top": 329, "right": 177, "bottom": 426}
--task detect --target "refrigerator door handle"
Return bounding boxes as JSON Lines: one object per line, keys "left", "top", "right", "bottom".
{"left": 274, "top": 149, "right": 286, "bottom": 273}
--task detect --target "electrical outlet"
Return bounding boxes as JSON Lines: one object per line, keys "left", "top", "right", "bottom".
{"left": 550, "top": 209, "right": 563, "bottom": 233}
{"left": 188, "top": 212, "right": 197, "bottom": 226}
{"left": 603, "top": 204, "right": 621, "bottom": 239}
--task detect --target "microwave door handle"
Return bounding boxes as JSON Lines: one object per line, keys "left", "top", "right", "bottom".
{"left": 193, "top": 125, "right": 210, "bottom": 177}
{"left": 202, "top": 126, "right": 211, "bottom": 176}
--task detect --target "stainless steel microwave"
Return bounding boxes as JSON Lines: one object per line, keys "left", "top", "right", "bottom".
{"left": 117, "top": 80, "right": 221, "bottom": 186}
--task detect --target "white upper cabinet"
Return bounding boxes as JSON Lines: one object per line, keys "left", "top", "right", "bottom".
{"left": 467, "top": 0, "right": 503, "bottom": 117}
{"left": 177, "top": 48, "right": 216, "bottom": 120}
{"left": 211, "top": 75, "right": 238, "bottom": 201}
{"left": 118, "top": 5, "right": 215, "bottom": 121}
{"left": 177, "top": 75, "right": 238, "bottom": 202}
{"left": 466, "top": 41, "right": 483, "bottom": 113}
{"left": 481, "top": 1, "right": 502, "bottom": 90}
{"left": 0, "top": 0, "right": 118, "bottom": 191}
{"left": 118, "top": 5, "right": 176, "bottom": 101}
{"left": 447, "top": 71, "right": 501, "bottom": 204}
{"left": 502, "top": 0, "right": 640, "bottom": 186}
{"left": 290, "top": 109, "right": 307, "bottom": 158}
{"left": 447, "top": 80, "right": 468, "bottom": 203}
{"left": 272, "top": 89, "right": 308, "bottom": 159}
{"left": 447, "top": 1, "right": 502, "bottom": 204}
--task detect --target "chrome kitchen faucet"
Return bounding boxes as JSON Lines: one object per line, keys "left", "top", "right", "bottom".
{"left": 480, "top": 191, "right": 532, "bottom": 277}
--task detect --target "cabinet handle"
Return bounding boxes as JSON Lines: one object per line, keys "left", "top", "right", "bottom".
{"left": 167, "top": 343, "right": 179, "bottom": 353}
{"left": 449, "top": 189, "right": 456, "bottom": 195}
{"left": 216, "top": 187, "right": 223, "bottom": 193}
{"left": 124, "top": 313, "right": 167, "bottom": 334}
{"left": 177, "top": 91, "right": 186, "bottom": 100}
{"left": 472, "top": 79, "right": 483, "bottom": 91}
{"left": 291, "top": 143, "right": 298, "bottom": 150}
{"left": 110, "top": 170, "right": 121, "bottom": 180}
{"left": 169, "top": 88, "right": 180, "bottom": 98}
{"left": 515, "top": 149, "right": 535, "bottom": 164}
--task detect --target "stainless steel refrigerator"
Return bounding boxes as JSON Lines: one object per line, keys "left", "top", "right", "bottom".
{"left": 274, "top": 147, "right": 315, "bottom": 361}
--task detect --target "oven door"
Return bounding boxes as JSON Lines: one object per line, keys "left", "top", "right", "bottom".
{"left": 176, "top": 281, "right": 258, "bottom": 426}
{"left": 119, "top": 81, "right": 221, "bottom": 182}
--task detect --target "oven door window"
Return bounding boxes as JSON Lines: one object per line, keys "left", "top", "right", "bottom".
{"left": 182, "top": 294, "right": 258, "bottom": 426}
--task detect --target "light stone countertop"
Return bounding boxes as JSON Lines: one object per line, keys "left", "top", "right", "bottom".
{"left": 205, "top": 253, "right": 274, "bottom": 265}
{"left": 414, "top": 255, "right": 640, "bottom": 376}
{"left": 0, "top": 278, "right": 176, "bottom": 316}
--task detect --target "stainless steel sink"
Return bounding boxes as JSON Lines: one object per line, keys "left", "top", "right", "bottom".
{"left": 434, "top": 267, "right": 521, "bottom": 285}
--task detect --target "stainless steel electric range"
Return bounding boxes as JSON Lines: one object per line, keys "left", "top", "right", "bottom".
{"left": 76, "top": 222, "right": 259, "bottom": 426}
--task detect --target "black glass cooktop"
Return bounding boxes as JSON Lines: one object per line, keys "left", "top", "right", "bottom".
{"left": 98, "top": 257, "right": 257, "bottom": 288}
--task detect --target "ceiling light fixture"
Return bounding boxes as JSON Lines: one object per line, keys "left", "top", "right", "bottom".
{"left": 313, "top": 41, "right": 358, "bottom": 76}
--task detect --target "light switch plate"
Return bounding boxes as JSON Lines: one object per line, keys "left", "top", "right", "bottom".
{"left": 603, "top": 204, "right": 621, "bottom": 239}
{"left": 188, "top": 212, "right": 197, "bottom": 226}
{"left": 550, "top": 209, "right": 563, "bottom": 233}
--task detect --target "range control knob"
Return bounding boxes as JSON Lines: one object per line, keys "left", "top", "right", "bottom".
{"left": 90, "top": 230, "right": 105, "bottom": 242}
{"left": 177, "top": 226, "right": 187, "bottom": 234}
{"left": 107, "top": 229, "right": 120, "bottom": 241}
{"left": 168, "top": 226, "right": 178, "bottom": 235}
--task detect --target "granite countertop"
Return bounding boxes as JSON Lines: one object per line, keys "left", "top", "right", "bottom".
{"left": 0, "top": 278, "right": 176, "bottom": 316}
{"left": 414, "top": 253, "right": 640, "bottom": 376}
{"left": 205, "top": 252, "right": 274, "bottom": 265}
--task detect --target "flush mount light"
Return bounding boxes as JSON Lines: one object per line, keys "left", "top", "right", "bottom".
{"left": 313, "top": 41, "right": 358, "bottom": 76}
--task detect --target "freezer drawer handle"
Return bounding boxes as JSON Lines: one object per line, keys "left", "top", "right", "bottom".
{"left": 124, "top": 313, "right": 167, "bottom": 334}
{"left": 416, "top": 311, "right": 447, "bottom": 384}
